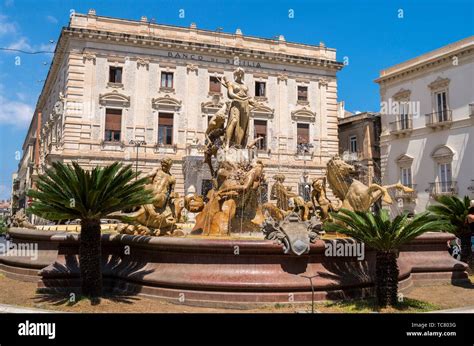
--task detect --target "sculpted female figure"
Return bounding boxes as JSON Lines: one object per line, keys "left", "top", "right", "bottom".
{"left": 219, "top": 68, "right": 259, "bottom": 149}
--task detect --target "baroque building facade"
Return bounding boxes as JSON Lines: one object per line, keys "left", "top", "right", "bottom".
{"left": 15, "top": 10, "right": 343, "bottom": 209}
{"left": 376, "top": 36, "right": 474, "bottom": 216}
{"left": 338, "top": 111, "right": 381, "bottom": 186}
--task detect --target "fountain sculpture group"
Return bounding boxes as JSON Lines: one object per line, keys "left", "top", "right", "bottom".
{"left": 5, "top": 68, "right": 465, "bottom": 307}
{"left": 107, "top": 67, "right": 413, "bottom": 249}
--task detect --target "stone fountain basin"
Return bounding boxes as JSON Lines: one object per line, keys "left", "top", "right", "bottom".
{"left": 0, "top": 228, "right": 468, "bottom": 307}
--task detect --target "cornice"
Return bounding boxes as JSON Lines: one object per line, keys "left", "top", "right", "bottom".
{"left": 65, "top": 27, "right": 344, "bottom": 72}
{"left": 375, "top": 45, "right": 473, "bottom": 85}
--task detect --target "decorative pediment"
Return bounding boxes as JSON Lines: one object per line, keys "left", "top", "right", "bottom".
{"left": 251, "top": 104, "right": 274, "bottom": 118}
{"left": 99, "top": 91, "right": 130, "bottom": 107}
{"left": 396, "top": 154, "right": 414, "bottom": 166}
{"left": 428, "top": 77, "right": 450, "bottom": 90}
{"left": 201, "top": 101, "right": 224, "bottom": 114}
{"left": 152, "top": 95, "right": 182, "bottom": 111}
{"left": 392, "top": 88, "right": 411, "bottom": 100}
{"left": 431, "top": 145, "right": 454, "bottom": 161}
{"left": 291, "top": 107, "right": 316, "bottom": 121}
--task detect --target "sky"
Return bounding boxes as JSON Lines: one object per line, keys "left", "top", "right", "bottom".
{"left": 0, "top": 0, "right": 472, "bottom": 200}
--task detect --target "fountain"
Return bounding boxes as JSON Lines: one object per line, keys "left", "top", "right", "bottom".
{"left": 1, "top": 68, "right": 467, "bottom": 307}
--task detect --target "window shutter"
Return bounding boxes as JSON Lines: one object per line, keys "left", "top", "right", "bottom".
{"left": 159, "top": 113, "right": 174, "bottom": 126}
{"left": 254, "top": 120, "right": 267, "bottom": 135}
{"left": 297, "top": 124, "right": 309, "bottom": 144}
{"left": 210, "top": 77, "right": 221, "bottom": 93}
{"left": 105, "top": 109, "right": 122, "bottom": 131}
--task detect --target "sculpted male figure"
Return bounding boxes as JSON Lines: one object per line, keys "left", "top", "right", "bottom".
{"left": 144, "top": 157, "right": 176, "bottom": 209}
{"left": 114, "top": 158, "right": 178, "bottom": 235}
{"left": 270, "top": 174, "right": 309, "bottom": 221}
{"left": 193, "top": 160, "right": 265, "bottom": 235}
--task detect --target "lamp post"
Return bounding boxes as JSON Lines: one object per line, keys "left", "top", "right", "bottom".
{"left": 129, "top": 140, "right": 147, "bottom": 179}
{"left": 301, "top": 274, "right": 319, "bottom": 313}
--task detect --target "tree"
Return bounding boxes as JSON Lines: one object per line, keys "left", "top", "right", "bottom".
{"left": 324, "top": 209, "right": 451, "bottom": 307}
{"left": 27, "top": 162, "right": 153, "bottom": 298}
{"left": 428, "top": 195, "right": 472, "bottom": 266}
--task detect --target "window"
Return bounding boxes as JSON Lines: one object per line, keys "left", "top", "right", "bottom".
{"left": 400, "top": 102, "right": 410, "bottom": 129}
{"left": 400, "top": 167, "right": 412, "bottom": 186}
{"left": 161, "top": 72, "right": 174, "bottom": 89}
{"left": 255, "top": 81, "right": 266, "bottom": 97}
{"left": 438, "top": 163, "right": 452, "bottom": 192}
{"left": 254, "top": 120, "right": 267, "bottom": 150}
{"left": 298, "top": 183, "right": 311, "bottom": 202}
{"left": 209, "top": 77, "right": 221, "bottom": 93}
{"left": 104, "top": 109, "right": 122, "bottom": 142}
{"left": 435, "top": 91, "right": 448, "bottom": 121}
{"left": 297, "top": 123, "right": 309, "bottom": 145}
{"left": 297, "top": 86, "right": 308, "bottom": 102}
{"left": 158, "top": 113, "right": 173, "bottom": 145}
{"left": 349, "top": 136, "right": 357, "bottom": 153}
{"left": 109, "top": 67, "right": 122, "bottom": 84}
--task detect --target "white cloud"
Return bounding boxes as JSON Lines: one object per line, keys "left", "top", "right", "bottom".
{"left": 0, "top": 93, "right": 34, "bottom": 127}
{"left": 6, "top": 37, "right": 32, "bottom": 51}
{"left": 0, "top": 14, "right": 17, "bottom": 36}
{"left": 46, "top": 15, "right": 58, "bottom": 24}
{"left": 5, "top": 37, "right": 54, "bottom": 54}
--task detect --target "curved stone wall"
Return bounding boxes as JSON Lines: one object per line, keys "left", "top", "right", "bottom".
{"left": 0, "top": 228, "right": 468, "bottom": 307}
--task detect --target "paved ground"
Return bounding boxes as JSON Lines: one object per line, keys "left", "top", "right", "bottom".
{"left": 0, "top": 273, "right": 473, "bottom": 313}
{"left": 405, "top": 279, "right": 474, "bottom": 310}
{"left": 0, "top": 303, "right": 52, "bottom": 313}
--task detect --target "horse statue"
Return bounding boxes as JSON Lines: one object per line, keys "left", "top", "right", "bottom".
{"left": 326, "top": 155, "right": 413, "bottom": 212}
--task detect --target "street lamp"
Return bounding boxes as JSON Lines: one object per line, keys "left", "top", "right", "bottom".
{"left": 129, "top": 140, "right": 147, "bottom": 178}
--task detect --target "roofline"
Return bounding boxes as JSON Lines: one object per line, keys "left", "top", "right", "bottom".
{"left": 338, "top": 111, "right": 380, "bottom": 125}
{"left": 71, "top": 12, "right": 337, "bottom": 53}
{"left": 374, "top": 35, "right": 474, "bottom": 84}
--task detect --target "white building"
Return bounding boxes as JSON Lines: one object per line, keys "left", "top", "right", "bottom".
{"left": 376, "top": 36, "right": 474, "bottom": 215}
{"left": 14, "top": 10, "right": 344, "bottom": 207}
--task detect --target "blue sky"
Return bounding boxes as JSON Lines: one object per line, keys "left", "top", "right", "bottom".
{"left": 0, "top": 0, "right": 472, "bottom": 200}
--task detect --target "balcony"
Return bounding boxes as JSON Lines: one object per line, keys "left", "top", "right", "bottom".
{"left": 392, "top": 183, "right": 417, "bottom": 199}
{"left": 425, "top": 110, "right": 452, "bottom": 129}
{"left": 390, "top": 116, "right": 413, "bottom": 136}
{"left": 427, "top": 181, "right": 458, "bottom": 197}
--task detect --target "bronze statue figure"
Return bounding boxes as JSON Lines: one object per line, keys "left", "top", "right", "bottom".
{"left": 326, "top": 155, "right": 414, "bottom": 212}
{"left": 112, "top": 158, "right": 181, "bottom": 236}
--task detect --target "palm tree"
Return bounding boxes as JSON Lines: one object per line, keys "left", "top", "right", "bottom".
{"left": 428, "top": 195, "right": 471, "bottom": 266}
{"left": 27, "top": 162, "right": 153, "bottom": 298}
{"left": 324, "top": 209, "right": 451, "bottom": 307}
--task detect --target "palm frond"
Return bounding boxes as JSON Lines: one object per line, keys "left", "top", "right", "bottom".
{"left": 427, "top": 195, "right": 470, "bottom": 235}
{"left": 27, "top": 161, "right": 154, "bottom": 221}
{"left": 325, "top": 209, "right": 451, "bottom": 252}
